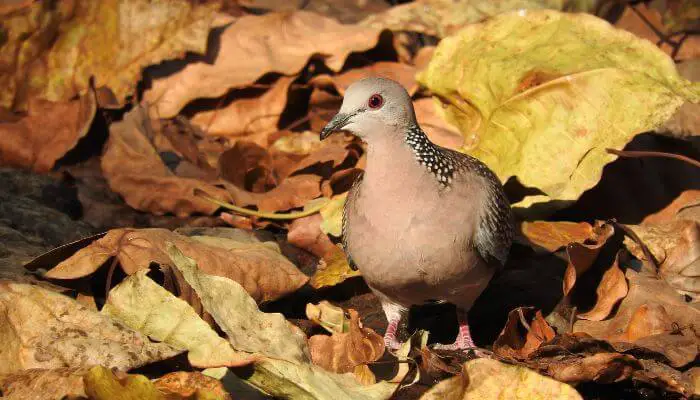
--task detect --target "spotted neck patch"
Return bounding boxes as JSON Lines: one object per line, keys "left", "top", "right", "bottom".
{"left": 404, "top": 125, "right": 456, "bottom": 187}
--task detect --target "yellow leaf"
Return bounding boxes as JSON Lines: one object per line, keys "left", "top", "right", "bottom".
{"left": 320, "top": 193, "right": 348, "bottom": 237}
{"left": 102, "top": 270, "right": 254, "bottom": 368}
{"left": 84, "top": 366, "right": 162, "bottom": 400}
{"left": 310, "top": 245, "right": 361, "bottom": 289}
{"left": 417, "top": 10, "right": 700, "bottom": 212}
{"left": 420, "top": 358, "right": 582, "bottom": 400}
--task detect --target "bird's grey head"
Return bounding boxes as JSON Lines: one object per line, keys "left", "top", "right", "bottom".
{"left": 320, "top": 77, "right": 416, "bottom": 141}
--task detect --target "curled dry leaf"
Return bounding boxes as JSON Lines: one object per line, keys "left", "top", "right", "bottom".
{"left": 306, "top": 300, "right": 348, "bottom": 334}
{"left": 143, "top": 11, "right": 382, "bottom": 118}
{"left": 624, "top": 220, "right": 700, "bottom": 300}
{"left": 519, "top": 221, "right": 595, "bottom": 254}
{"left": 578, "top": 251, "right": 628, "bottom": 321}
{"left": 167, "top": 244, "right": 309, "bottom": 363}
{"left": 0, "top": 93, "right": 95, "bottom": 173}
{"left": 153, "top": 371, "right": 232, "bottom": 400}
{"left": 0, "top": 367, "right": 89, "bottom": 400}
{"left": 418, "top": 10, "right": 700, "bottom": 211}
{"left": 0, "top": 281, "right": 180, "bottom": 374}
{"left": 309, "top": 309, "right": 384, "bottom": 374}
{"left": 190, "top": 77, "right": 294, "bottom": 137}
{"left": 563, "top": 221, "right": 615, "bottom": 296}
{"left": 46, "top": 228, "right": 308, "bottom": 303}
{"left": 102, "top": 270, "right": 253, "bottom": 368}
{"left": 420, "top": 358, "right": 582, "bottom": 400}
{"left": 575, "top": 269, "right": 700, "bottom": 367}
{"left": 542, "top": 352, "right": 641, "bottom": 385}
{"left": 1, "top": 0, "right": 218, "bottom": 110}
{"left": 102, "top": 106, "right": 230, "bottom": 217}
{"left": 493, "top": 307, "right": 556, "bottom": 360}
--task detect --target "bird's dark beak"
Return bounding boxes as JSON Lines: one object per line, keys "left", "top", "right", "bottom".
{"left": 320, "top": 112, "right": 352, "bottom": 140}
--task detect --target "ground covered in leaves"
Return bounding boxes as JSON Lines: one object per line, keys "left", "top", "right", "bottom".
{"left": 0, "top": 0, "right": 699, "bottom": 399}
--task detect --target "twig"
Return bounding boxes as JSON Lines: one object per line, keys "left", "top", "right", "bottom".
{"left": 195, "top": 190, "right": 330, "bottom": 220}
{"left": 606, "top": 148, "right": 700, "bottom": 169}
{"left": 608, "top": 219, "right": 660, "bottom": 272}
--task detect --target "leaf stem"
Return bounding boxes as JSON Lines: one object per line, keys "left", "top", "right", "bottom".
{"left": 606, "top": 148, "right": 700, "bottom": 169}
{"left": 196, "top": 191, "right": 329, "bottom": 220}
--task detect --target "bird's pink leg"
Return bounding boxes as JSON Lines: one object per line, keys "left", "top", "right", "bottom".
{"left": 381, "top": 300, "right": 406, "bottom": 351}
{"left": 434, "top": 309, "right": 475, "bottom": 351}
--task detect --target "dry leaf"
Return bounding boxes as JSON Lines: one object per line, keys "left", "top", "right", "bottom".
{"left": 153, "top": 371, "right": 232, "bottom": 400}
{"left": 1, "top": 0, "right": 218, "bottom": 110}
{"left": 306, "top": 300, "right": 348, "bottom": 334}
{"left": 0, "top": 281, "right": 179, "bottom": 374}
{"left": 493, "top": 307, "right": 556, "bottom": 360}
{"left": 420, "top": 358, "right": 582, "bottom": 400}
{"left": 288, "top": 214, "right": 339, "bottom": 259}
{"left": 272, "top": 130, "right": 324, "bottom": 156}
{"left": 102, "top": 106, "right": 231, "bottom": 217}
{"left": 221, "top": 174, "right": 323, "bottom": 213}
{"left": 217, "top": 141, "right": 275, "bottom": 191}
{"left": 520, "top": 221, "right": 595, "bottom": 254}
{"left": 578, "top": 251, "right": 629, "bottom": 321}
{"left": 643, "top": 190, "right": 700, "bottom": 224}
{"left": 624, "top": 220, "right": 700, "bottom": 300}
{"left": 615, "top": 4, "right": 700, "bottom": 61}
{"left": 167, "top": 244, "right": 309, "bottom": 363}
{"left": 575, "top": 269, "right": 700, "bottom": 367}
{"left": 0, "top": 367, "right": 89, "bottom": 400}
{"left": 102, "top": 269, "right": 254, "bottom": 368}
{"left": 313, "top": 62, "right": 418, "bottom": 96}
{"left": 659, "top": 59, "right": 700, "bottom": 137}
{"left": 320, "top": 193, "right": 348, "bottom": 237}
{"left": 143, "top": 11, "right": 382, "bottom": 118}
{"left": 310, "top": 245, "right": 361, "bottom": 289}
{"left": 309, "top": 309, "right": 384, "bottom": 373}
{"left": 563, "top": 221, "right": 615, "bottom": 296}
{"left": 0, "top": 93, "right": 95, "bottom": 173}
{"left": 46, "top": 228, "right": 308, "bottom": 303}
{"left": 413, "top": 98, "right": 464, "bottom": 150}
{"left": 272, "top": 134, "right": 353, "bottom": 181}
{"left": 83, "top": 366, "right": 161, "bottom": 400}
{"left": 190, "top": 77, "right": 294, "bottom": 137}
{"left": 542, "top": 352, "right": 641, "bottom": 385}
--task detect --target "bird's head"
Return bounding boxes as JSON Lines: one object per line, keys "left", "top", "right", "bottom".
{"left": 320, "top": 77, "right": 416, "bottom": 142}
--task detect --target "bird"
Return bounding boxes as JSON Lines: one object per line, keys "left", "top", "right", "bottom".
{"left": 319, "top": 77, "right": 514, "bottom": 351}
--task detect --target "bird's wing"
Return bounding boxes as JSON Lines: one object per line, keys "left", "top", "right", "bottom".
{"left": 474, "top": 185, "right": 513, "bottom": 268}
{"left": 342, "top": 171, "right": 364, "bottom": 270}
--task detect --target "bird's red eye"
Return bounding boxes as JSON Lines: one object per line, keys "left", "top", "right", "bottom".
{"left": 368, "top": 94, "right": 384, "bottom": 109}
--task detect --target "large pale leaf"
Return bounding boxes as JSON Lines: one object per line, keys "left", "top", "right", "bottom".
{"left": 0, "top": 282, "right": 179, "bottom": 374}
{"left": 102, "top": 270, "right": 253, "bottom": 368}
{"left": 417, "top": 10, "right": 700, "bottom": 210}
{"left": 420, "top": 358, "right": 582, "bottom": 400}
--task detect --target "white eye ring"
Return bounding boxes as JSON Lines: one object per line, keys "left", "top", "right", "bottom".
{"left": 368, "top": 94, "right": 384, "bottom": 109}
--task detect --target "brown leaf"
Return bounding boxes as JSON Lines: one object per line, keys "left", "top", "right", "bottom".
{"left": 545, "top": 352, "right": 641, "bottom": 384}
{"left": 271, "top": 134, "right": 354, "bottom": 181}
{"left": 0, "top": 93, "right": 95, "bottom": 173}
{"left": 101, "top": 106, "right": 231, "bottom": 217}
{"left": 313, "top": 62, "right": 418, "bottom": 96}
{"left": 615, "top": 4, "right": 700, "bottom": 61}
{"left": 520, "top": 221, "right": 595, "bottom": 254}
{"left": 222, "top": 174, "right": 323, "bottom": 212}
{"left": 413, "top": 98, "right": 464, "bottom": 150}
{"left": 574, "top": 269, "right": 700, "bottom": 367}
{"left": 45, "top": 228, "right": 309, "bottom": 303}
{"left": 143, "top": 11, "right": 381, "bottom": 118}
{"left": 578, "top": 251, "right": 629, "bottom": 321}
{"left": 309, "top": 87, "right": 342, "bottom": 132}
{"left": 563, "top": 221, "right": 614, "bottom": 296}
{"left": 218, "top": 141, "right": 276, "bottom": 191}
{"left": 288, "top": 213, "right": 339, "bottom": 259}
{"left": 494, "top": 307, "right": 555, "bottom": 360}
{"left": 643, "top": 189, "right": 700, "bottom": 224}
{"left": 153, "top": 371, "right": 232, "bottom": 400}
{"left": 0, "top": 367, "right": 89, "bottom": 400}
{"left": 0, "top": 282, "right": 180, "bottom": 374}
{"left": 308, "top": 309, "right": 384, "bottom": 374}
{"left": 190, "top": 77, "right": 294, "bottom": 137}
{"left": 624, "top": 220, "right": 700, "bottom": 300}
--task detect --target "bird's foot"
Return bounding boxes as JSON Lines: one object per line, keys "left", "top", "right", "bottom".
{"left": 432, "top": 318, "right": 487, "bottom": 356}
